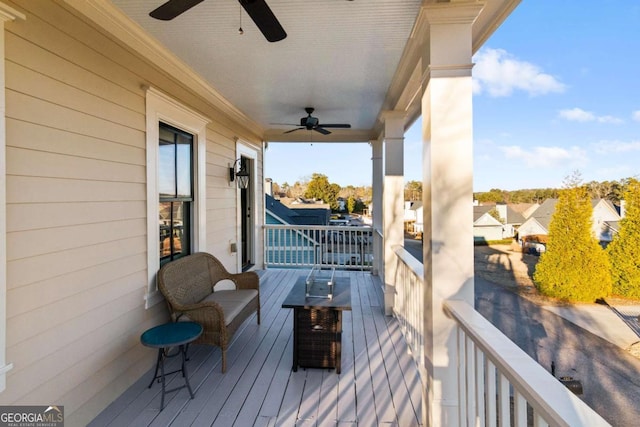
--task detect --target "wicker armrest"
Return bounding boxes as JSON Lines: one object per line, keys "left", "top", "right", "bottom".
{"left": 231, "top": 271, "right": 260, "bottom": 290}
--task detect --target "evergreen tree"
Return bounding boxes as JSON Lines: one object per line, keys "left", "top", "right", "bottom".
{"left": 533, "top": 185, "right": 612, "bottom": 302}
{"left": 607, "top": 178, "right": 640, "bottom": 298}
{"left": 305, "top": 173, "right": 340, "bottom": 210}
{"left": 347, "top": 196, "right": 356, "bottom": 213}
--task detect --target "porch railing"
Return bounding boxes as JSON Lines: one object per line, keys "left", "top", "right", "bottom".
{"left": 263, "top": 224, "right": 373, "bottom": 270}
{"left": 392, "top": 246, "right": 611, "bottom": 427}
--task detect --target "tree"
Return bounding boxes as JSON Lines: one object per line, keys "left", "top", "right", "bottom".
{"left": 405, "top": 181, "right": 422, "bottom": 201}
{"left": 474, "top": 188, "right": 506, "bottom": 204}
{"left": 305, "top": 173, "right": 340, "bottom": 211}
{"left": 533, "top": 184, "right": 612, "bottom": 302}
{"left": 488, "top": 207, "right": 504, "bottom": 224}
{"left": 607, "top": 178, "right": 640, "bottom": 298}
{"left": 347, "top": 196, "right": 356, "bottom": 213}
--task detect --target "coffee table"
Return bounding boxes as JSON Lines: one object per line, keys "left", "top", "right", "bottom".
{"left": 282, "top": 275, "right": 351, "bottom": 374}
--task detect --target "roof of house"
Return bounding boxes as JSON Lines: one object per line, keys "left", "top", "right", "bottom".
{"left": 501, "top": 205, "right": 526, "bottom": 225}
{"left": 522, "top": 198, "right": 622, "bottom": 234}
{"left": 509, "top": 202, "right": 540, "bottom": 219}
{"left": 409, "top": 201, "right": 423, "bottom": 211}
{"left": 278, "top": 197, "right": 331, "bottom": 210}
{"left": 528, "top": 198, "right": 558, "bottom": 230}
{"left": 595, "top": 198, "right": 620, "bottom": 216}
{"left": 473, "top": 205, "right": 492, "bottom": 221}
{"left": 265, "top": 194, "right": 330, "bottom": 225}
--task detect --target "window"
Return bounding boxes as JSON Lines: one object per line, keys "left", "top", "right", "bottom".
{"left": 159, "top": 123, "right": 193, "bottom": 264}
{"left": 145, "top": 87, "right": 208, "bottom": 308}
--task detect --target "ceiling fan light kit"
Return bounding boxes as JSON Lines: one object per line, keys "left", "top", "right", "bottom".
{"left": 150, "top": 0, "right": 287, "bottom": 42}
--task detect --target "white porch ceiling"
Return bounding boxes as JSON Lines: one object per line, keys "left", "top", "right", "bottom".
{"left": 108, "top": 0, "right": 520, "bottom": 142}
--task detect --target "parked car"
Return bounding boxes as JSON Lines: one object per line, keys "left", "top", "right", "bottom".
{"left": 521, "top": 234, "right": 547, "bottom": 255}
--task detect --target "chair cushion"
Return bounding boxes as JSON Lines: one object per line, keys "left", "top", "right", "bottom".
{"left": 202, "top": 289, "right": 258, "bottom": 326}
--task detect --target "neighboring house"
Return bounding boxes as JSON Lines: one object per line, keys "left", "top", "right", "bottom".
{"left": 270, "top": 196, "right": 331, "bottom": 225}
{"left": 265, "top": 194, "right": 367, "bottom": 266}
{"left": 509, "top": 202, "right": 541, "bottom": 219}
{"left": 473, "top": 205, "right": 504, "bottom": 242}
{"left": 265, "top": 194, "right": 330, "bottom": 226}
{"left": 495, "top": 203, "right": 526, "bottom": 238}
{"left": 265, "top": 194, "right": 320, "bottom": 265}
{"left": 518, "top": 198, "right": 622, "bottom": 246}
{"left": 404, "top": 201, "right": 423, "bottom": 235}
{"left": 592, "top": 198, "right": 622, "bottom": 245}
{"left": 412, "top": 202, "right": 424, "bottom": 235}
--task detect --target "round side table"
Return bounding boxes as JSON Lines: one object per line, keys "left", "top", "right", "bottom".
{"left": 140, "top": 321, "right": 203, "bottom": 411}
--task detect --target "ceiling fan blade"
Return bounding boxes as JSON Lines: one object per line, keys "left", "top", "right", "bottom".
{"left": 149, "top": 0, "right": 205, "bottom": 20}
{"left": 314, "top": 127, "right": 332, "bottom": 135}
{"left": 284, "top": 127, "right": 304, "bottom": 134}
{"left": 240, "top": 0, "right": 287, "bottom": 42}
{"left": 318, "top": 124, "right": 351, "bottom": 128}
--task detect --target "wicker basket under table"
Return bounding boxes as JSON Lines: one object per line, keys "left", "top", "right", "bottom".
{"left": 282, "top": 275, "right": 352, "bottom": 374}
{"left": 295, "top": 308, "right": 341, "bottom": 371}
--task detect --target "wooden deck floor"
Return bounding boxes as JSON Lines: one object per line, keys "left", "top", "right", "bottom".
{"left": 89, "top": 269, "right": 423, "bottom": 426}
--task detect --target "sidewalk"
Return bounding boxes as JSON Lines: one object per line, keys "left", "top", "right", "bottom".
{"left": 542, "top": 303, "right": 640, "bottom": 350}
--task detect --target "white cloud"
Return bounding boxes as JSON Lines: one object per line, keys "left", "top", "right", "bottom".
{"left": 499, "top": 145, "right": 588, "bottom": 168}
{"left": 597, "top": 115, "right": 624, "bottom": 124}
{"left": 592, "top": 139, "right": 640, "bottom": 154}
{"left": 558, "top": 108, "right": 623, "bottom": 124}
{"left": 559, "top": 108, "right": 595, "bottom": 122}
{"left": 633, "top": 110, "right": 640, "bottom": 122}
{"left": 473, "top": 48, "right": 566, "bottom": 97}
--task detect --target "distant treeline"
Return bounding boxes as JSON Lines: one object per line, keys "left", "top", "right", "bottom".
{"left": 473, "top": 178, "right": 636, "bottom": 205}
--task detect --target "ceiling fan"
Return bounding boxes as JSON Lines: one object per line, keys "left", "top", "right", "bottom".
{"left": 280, "top": 108, "right": 352, "bottom": 135}
{"left": 149, "top": 0, "right": 287, "bottom": 43}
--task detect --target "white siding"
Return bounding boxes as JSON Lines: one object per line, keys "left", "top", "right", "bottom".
{"left": 592, "top": 200, "right": 621, "bottom": 243}
{"left": 0, "top": 1, "right": 263, "bottom": 424}
{"left": 517, "top": 218, "right": 547, "bottom": 239}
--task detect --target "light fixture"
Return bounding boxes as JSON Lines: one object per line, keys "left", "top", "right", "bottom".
{"left": 229, "top": 158, "right": 250, "bottom": 189}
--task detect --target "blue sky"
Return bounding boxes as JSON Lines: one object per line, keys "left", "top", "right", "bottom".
{"left": 265, "top": 1, "right": 640, "bottom": 192}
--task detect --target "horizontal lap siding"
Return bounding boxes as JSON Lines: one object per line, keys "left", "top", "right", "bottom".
{"left": 0, "top": 1, "right": 263, "bottom": 425}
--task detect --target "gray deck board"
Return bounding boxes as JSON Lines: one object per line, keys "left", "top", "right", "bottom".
{"left": 88, "top": 269, "right": 423, "bottom": 426}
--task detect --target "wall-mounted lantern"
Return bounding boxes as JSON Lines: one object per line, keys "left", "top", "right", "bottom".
{"left": 229, "top": 158, "right": 250, "bottom": 189}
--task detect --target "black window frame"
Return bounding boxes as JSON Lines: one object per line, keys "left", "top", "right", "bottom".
{"left": 158, "top": 122, "right": 194, "bottom": 265}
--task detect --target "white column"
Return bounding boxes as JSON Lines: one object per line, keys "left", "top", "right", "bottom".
{"left": 371, "top": 138, "right": 383, "bottom": 277}
{"left": 382, "top": 111, "right": 405, "bottom": 316}
{"left": 0, "top": 2, "right": 25, "bottom": 393}
{"left": 421, "top": 2, "right": 483, "bottom": 426}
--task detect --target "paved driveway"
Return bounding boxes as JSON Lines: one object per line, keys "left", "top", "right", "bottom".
{"left": 476, "top": 276, "right": 640, "bottom": 427}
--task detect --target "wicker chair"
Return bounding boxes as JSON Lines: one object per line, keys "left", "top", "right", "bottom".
{"left": 157, "top": 252, "right": 260, "bottom": 372}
